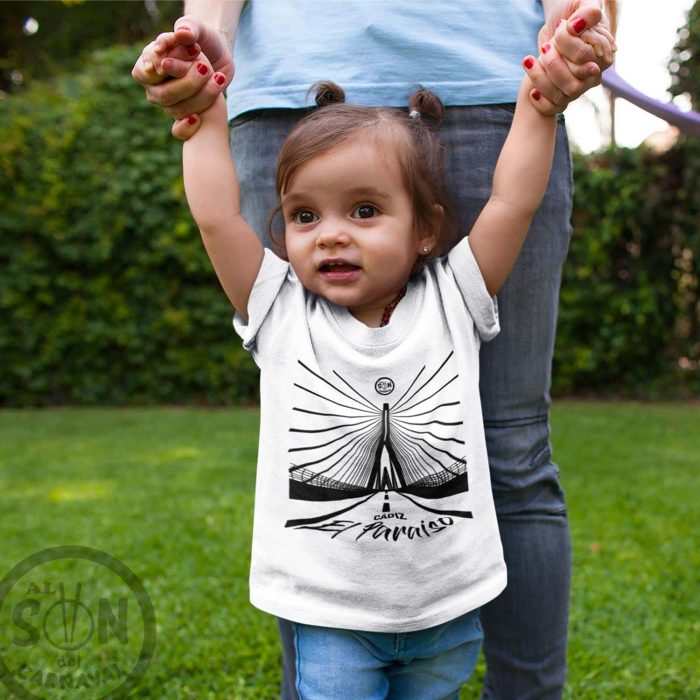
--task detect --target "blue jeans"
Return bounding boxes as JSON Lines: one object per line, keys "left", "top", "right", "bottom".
{"left": 230, "top": 105, "right": 573, "bottom": 700}
{"left": 287, "top": 610, "right": 482, "bottom": 700}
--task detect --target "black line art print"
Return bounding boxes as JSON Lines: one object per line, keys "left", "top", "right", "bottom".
{"left": 285, "top": 352, "right": 473, "bottom": 530}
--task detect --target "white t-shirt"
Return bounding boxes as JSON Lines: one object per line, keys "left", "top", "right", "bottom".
{"left": 233, "top": 237, "right": 506, "bottom": 632}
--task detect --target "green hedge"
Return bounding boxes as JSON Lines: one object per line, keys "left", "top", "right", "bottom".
{"left": 0, "top": 45, "right": 258, "bottom": 405}
{"left": 0, "top": 45, "right": 698, "bottom": 405}
{"left": 556, "top": 142, "right": 700, "bottom": 397}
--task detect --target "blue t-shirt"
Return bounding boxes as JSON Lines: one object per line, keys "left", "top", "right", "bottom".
{"left": 227, "top": 0, "right": 544, "bottom": 121}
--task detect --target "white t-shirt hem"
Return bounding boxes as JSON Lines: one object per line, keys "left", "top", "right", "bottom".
{"left": 250, "top": 569, "right": 507, "bottom": 633}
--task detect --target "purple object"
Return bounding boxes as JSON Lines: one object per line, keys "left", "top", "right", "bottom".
{"left": 602, "top": 66, "right": 700, "bottom": 137}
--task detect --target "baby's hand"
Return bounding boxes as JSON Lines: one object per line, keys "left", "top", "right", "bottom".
{"left": 576, "top": 21, "right": 617, "bottom": 67}
{"left": 133, "top": 26, "right": 201, "bottom": 85}
{"left": 150, "top": 25, "right": 204, "bottom": 78}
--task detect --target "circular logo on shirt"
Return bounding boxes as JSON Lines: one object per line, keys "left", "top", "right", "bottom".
{"left": 0, "top": 545, "right": 156, "bottom": 699}
{"left": 374, "top": 377, "right": 395, "bottom": 395}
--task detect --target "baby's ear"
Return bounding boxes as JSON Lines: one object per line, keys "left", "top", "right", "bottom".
{"left": 423, "top": 204, "right": 444, "bottom": 250}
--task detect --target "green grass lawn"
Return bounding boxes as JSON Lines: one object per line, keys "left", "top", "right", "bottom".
{"left": 0, "top": 403, "right": 698, "bottom": 699}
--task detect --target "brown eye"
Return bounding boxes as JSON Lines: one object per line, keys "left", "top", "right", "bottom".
{"left": 294, "top": 210, "right": 317, "bottom": 224}
{"left": 353, "top": 205, "right": 378, "bottom": 219}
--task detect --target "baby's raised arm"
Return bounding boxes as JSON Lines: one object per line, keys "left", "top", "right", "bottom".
{"left": 467, "top": 6, "right": 614, "bottom": 293}
{"left": 467, "top": 75, "right": 557, "bottom": 295}
{"left": 179, "top": 94, "right": 264, "bottom": 320}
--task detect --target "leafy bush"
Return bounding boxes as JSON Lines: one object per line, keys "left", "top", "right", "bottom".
{"left": 669, "top": 0, "right": 700, "bottom": 110}
{"left": 554, "top": 141, "right": 700, "bottom": 397}
{"left": 0, "top": 45, "right": 697, "bottom": 405}
{"left": 0, "top": 45, "right": 258, "bottom": 405}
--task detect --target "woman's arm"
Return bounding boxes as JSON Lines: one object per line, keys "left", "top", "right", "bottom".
{"left": 467, "top": 77, "right": 557, "bottom": 296}
{"left": 183, "top": 0, "right": 243, "bottom": 46}
{"left": 182, "top": 97, "right": 264, "bottom": 320}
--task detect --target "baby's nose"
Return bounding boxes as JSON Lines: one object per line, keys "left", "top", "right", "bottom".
{"left": 316, "top": 223, "right": 350, "bottom": 247}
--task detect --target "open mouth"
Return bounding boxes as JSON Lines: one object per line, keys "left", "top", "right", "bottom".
{"left": 320, "top": 262, "right": 361, "bottom": 273}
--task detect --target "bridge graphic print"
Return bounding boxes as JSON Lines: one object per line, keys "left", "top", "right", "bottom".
{"left": 285, "top": 351, "right": 474, "bottom": 528}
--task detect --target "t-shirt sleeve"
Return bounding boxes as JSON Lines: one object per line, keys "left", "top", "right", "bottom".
{"left": 446, "top": 236, "right": 500, "bottom": 342}
{"left": 233, "top": 248, "right": 290, "bottom": 351}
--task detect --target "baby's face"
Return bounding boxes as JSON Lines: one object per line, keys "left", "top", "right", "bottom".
{"left": 281, "top": 138, "right": 432, "bottom": 327}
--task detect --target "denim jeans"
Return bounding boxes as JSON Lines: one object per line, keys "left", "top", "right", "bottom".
{"left": 288, "top": 610, "right": 482, "bottom": 700}
{"left": 230, "top": 104, "right": 573, "bottom": 700}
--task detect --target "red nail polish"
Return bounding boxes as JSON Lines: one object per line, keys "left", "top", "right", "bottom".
{"left": 187, "top": 115, "right": 197, "bottom": 125}
{"left": 196, "top": 62, "right": 208, "bottom": 75}
{"left": 523, "top": 57, "right": 535, "bottom": 70}
{"left": 572, "top": 17, "right": 586, "bottom": 33}
{"left": 186, "top": 45, "right": 199, "bottom": 56}
{"left": 213, "top": 73, "right": 226, "bottom": 86}
{"left": 532, "top": 90, "right": 541, "bottom": 101}
{"left": 542, "top": 43, "right": 551, "bottom": 54}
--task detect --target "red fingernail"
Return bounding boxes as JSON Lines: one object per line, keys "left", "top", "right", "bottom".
{"left": 572, "top": 17, "right": 586, "bottom": 33}
{"left": 186, "top": 45, "right": 199, "bottom": 56}
{"left": 213, "top": 72, "right": 226, "bottom": 86}
{"left": 196, "top": 62, "right": 208, "bottom": 75}
{"left": 178, "top": 25, "right": 191, "bottom": 32}
{"left": 187, "top": 115, "right": 197, "bottom": 125}
{"left": 542, "top": 43, "right": 551, "bottom": 54}
{"left": 523, "top": 57, "right": 535, "bottom": 70}
{"left": 532, "top": 90, "right": 541, "bottom": 101}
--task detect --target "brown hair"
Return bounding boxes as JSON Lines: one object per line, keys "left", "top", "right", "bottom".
{"left": 268, "top": 81, "right": 459, "bottom": 264}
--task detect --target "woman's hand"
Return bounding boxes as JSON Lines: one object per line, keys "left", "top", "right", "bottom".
{"left": 524, "top": 1, "right": 616, "bottom": 115}
{"left": 131, "top": 16, "right": 234, "bottom": 121}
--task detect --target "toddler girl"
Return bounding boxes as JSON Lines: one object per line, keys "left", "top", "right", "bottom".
{"left": 178, "top": 67, "right": 556, "bottom": 698}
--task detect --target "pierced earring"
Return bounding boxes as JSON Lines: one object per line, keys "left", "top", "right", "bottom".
{"left": 422, "top": 247, "right": 429, "bottom": 254}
